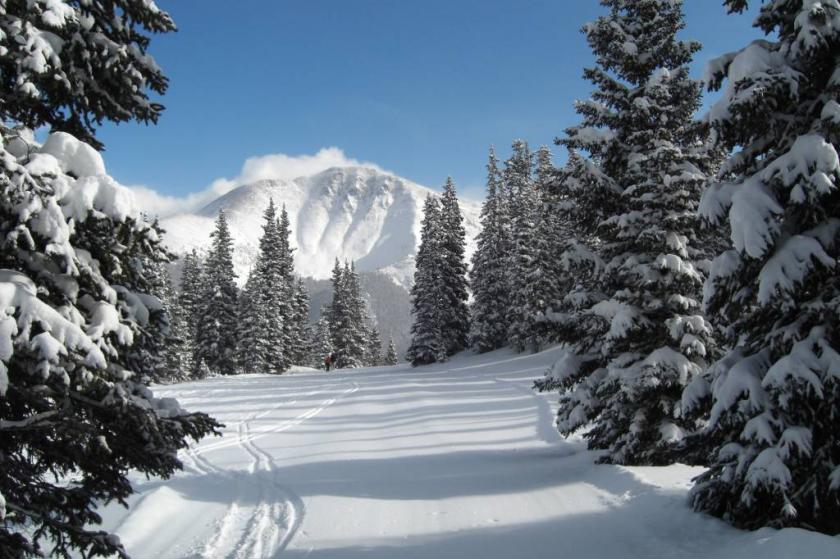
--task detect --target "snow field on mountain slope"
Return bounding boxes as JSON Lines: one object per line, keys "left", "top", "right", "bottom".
{"left": 161, "top": 167, "right": 481, "bottom": 288}
{"left": 99, "top": 348, "right": 840, "bottom": 558}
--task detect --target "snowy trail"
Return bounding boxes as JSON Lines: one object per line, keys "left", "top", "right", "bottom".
{"left": 100, "top": 349, "right": 840, "bottom": 558}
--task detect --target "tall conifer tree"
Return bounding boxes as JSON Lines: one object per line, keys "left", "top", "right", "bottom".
{"left": 408, "top": 196, "right": 445, "bottom": 365}
{"left": 470, "top": 147, "right": 511, "bottom": 352}
{"left": 0, "top": 3, "right": 220, "bottom": 554}
{"left": 682, "top": 0, "right": 840, "bottom": 532}
{"left": 438, "top": 177, "right": 471, "bottom": 355}
{"left": 194, "top": 210, "right": 239, "bottom": 375}
{"left": 289, "top": 278, "right": 312, "bottom": 366}
{"left": 505, "top": 141, "right": 541, "bottom": 351}
{"left": 326, "top": 261, "right": 368, "bottom": 368}
{"left": 517, "top": 146, "right": 565, "bottom": 350}
{"left": 543, "top": 0, "right": 714, "bottom": 465}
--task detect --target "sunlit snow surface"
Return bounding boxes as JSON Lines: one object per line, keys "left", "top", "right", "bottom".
{"left": 99, "top": 348, "right": 840, "bottom": 558}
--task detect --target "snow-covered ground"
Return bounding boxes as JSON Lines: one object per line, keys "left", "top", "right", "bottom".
{"left": 100, "top": 347, "right": 840, "bottom": 558}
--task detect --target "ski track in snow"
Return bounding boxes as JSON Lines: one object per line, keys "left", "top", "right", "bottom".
{"left": 196, "top": 382, "right": 360, "bottom": 559}
{"left": 103, "top": 351, "right": 840, "bottom": 559}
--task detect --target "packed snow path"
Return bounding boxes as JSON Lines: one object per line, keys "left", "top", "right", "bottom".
{"left": 101, "top": 348, "right": 840, "bottom": 558}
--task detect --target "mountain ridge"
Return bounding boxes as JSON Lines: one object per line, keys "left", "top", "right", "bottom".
{"left": 161, "top": 166, "right": 481, "bottom": 289}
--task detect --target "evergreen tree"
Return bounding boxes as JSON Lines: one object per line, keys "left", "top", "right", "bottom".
{"left": 384, "top": 338, "right": 399, "bottom": 366}
{"left": 0, "top": 0, "right": 176, "bottom": 151}
{"left": 138, "top": 217, "right": 193, "bottom": 383}
{"left": 502, "top": 139, "right": 532, "bottom": 321}
{"left": 505, "top": 141, "right": 541, "bottom": 351}
{"left": 470, "top": 147, "right": 512, "bottom": 352}
{"left": 234, "top": 270, "right": 263, "bottom": 374}
{"left": 408, "top": 195, "right": 445, "bottom": 365}
{"left": 233, "top": 200, "right": 308, "bottom": 374}
{"left": 275, "top": 205, "right": 298, "bottom": 364}
{"left": 129, "top": 217, "right": 178, "bottom": 383}
{"left": 0, "top": 8, "right": 221, "bottom": 547}
{"left": 366, "top": 323, "right": 383, "bottom": 366}
{"left": 310, "top": 313, "right": 333, "bottom": 369}
{"left": 326, "top": 261, "right": 368, "bottom": 368}
{"left": 542, "top": 0, "right": 714, "bottom": 466}
{"left": 681, "top": 0, "right": 840, "bottom": 533}
{"left": 256, "top": 200, "right": 289, "bottom": 373}
{"left": 178, "top": 249, "right": 204, "bottom": 376}
{"left": 163, "top": 283, "right": 191, "bottom": 381}
{"left": 533, "top": 155, "right": 610, "bottom": 398}
{"left": 194, "top": 210, "right": 239, "bottom": 375}
{"left": 152, "top": 258, "right": 189, "bottom": 382}
{"left": 519, "top": 146, "right": 565, "bottom": 350}
{"left": 438, "top": 177, "right": 471, "bottom": 355}
{"left": 289, "top": 278, "right": 312, "bottom": 366}
{"left": 344, "top": 262, "right": 372, "bottom": 367}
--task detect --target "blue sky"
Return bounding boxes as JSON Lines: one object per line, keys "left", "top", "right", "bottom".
{"left": 97, "top": 1, "right": 764, "bottom": 209}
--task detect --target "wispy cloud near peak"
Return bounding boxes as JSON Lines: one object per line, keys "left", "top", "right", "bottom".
{"left": 129, "top": 147, "right": 386, "bottom": 217}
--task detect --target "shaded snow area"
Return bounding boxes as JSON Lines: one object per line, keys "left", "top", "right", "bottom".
{"left": 99, "top": 348, "right": 840, "bottom": 558}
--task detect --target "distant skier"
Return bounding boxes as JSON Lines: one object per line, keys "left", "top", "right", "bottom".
{"left": 324, "top": 354, "right": 332, "bottom": 372}
{"left": 330, "top": 351, "right": 338, "bottom": 370}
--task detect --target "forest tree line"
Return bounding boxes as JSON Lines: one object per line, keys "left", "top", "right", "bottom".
{"left": 169, "top": 203, "right": 401, "bottom": 379}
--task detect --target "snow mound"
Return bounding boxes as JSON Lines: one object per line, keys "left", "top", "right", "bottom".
{"left": 39, "top": 131, "right": 106, "bottom": 177}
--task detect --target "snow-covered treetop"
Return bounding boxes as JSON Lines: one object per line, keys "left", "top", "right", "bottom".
{"left": 583, "top": 0, "right": 699, "bottom": 86}
{"left": 0, "top": 0, "right": 176, "bottom": 149}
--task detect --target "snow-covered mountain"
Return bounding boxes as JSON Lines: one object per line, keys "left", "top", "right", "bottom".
{"left": 161, "top": 166, "right": 481, "bottom": 289}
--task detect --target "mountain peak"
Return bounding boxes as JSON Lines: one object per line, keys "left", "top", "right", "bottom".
{"left": 161, "top": 167, "right": 480, "bottom": 288}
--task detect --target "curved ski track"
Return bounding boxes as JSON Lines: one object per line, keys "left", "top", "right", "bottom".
{"left": 179, "top": 381, "right": 359, "bottom": 559}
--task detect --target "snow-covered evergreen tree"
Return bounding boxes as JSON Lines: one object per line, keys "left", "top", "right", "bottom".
{"left": 0, "top": 133, "right": 219, "bottom": 556}
{"left": 438, "top": 177, "right": 471, "bottom": 356}
{"left": 253, "top": 200, "right": 288, "bottom": 373}
{"left": 233, "top": 200, "right": 310, "bottom": 373}
{"left": 326, "top": 261, "right": 368, "bottom": 368}
{"left": 289, "top": 278, "right": 312, "bottom": 366}
{"left": 178, "top": 249, "right": 203, "bottom": 376}
{"left": 275, "top": 205, "right": 298, "bottom": 365}
{"left": 519, "top": 146, "right": 566, "bottom": 350}
{"left": 310, "top": 313, "right": 333, "bottom": 369}
{"left": 234, "top": 270, "right": 263, "bottom": 374}
{"left": 470, "top": 147, "right": 512, "bottom": 352}
{"left": 384, "top": 338, "right": 399, "bottom": 366}
{"left": 344, "top": 262, "right": 372, "bottom": 367}
{"left": 0, "top": 5, "right": 222, "bottom": 554}
{"left": 408, "top": 195, "right": 445, "bottom": 365}
{"left": 162, "top": 280, "right": 191, "bottom": 381}
{"left": 505, "top": 141, "right": 541, "bottom": 351}
{"left": 194, "top": 210, "right": 239, "bottom": 375}
{"left": 148, "top": 253, "right": 189, "bottom": 382}
{"left": 0, "top": 0, "right": 175, "bottom": 151}
{"left": 542, "top": 0, "right": 714, "bottom": 466}
{"left": 366, "top": 323, "right": 383, "bottom": 366}
{"left": 128, "top": 217, "right": 179, "bottom": 384}
{"left": 534, "top": 155, "right": 611, "bottom": 393}
{"left": 534, "top": 155, "right": 612, "bottom": 404}
{"left": 681, "top": 0, "right": 840, "bottom": 533}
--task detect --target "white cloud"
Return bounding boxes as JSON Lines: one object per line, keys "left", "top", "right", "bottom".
{"left": 129, "top": 147, "right": 387, "bottom": 217}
